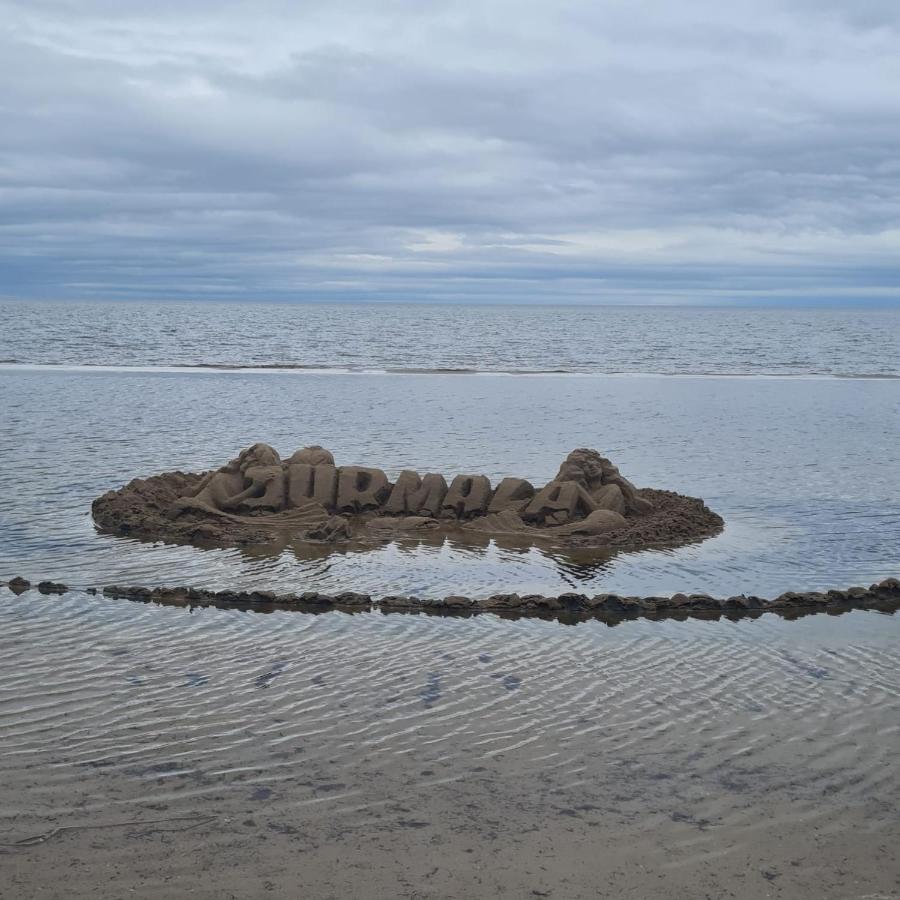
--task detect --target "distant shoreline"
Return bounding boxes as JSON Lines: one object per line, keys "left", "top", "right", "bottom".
{"left": 1, "top": 362, "right": 898, "bottom": 379}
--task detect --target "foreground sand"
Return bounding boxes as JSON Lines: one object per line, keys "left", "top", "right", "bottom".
{"left": 4, "top": 763, "right": 897, "bottom": 900}
{"left": 2, "top": 591, "right": 898, "bottom": 899}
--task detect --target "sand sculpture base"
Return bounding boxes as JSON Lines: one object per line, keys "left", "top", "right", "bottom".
{"left": 91, "top": 444, "right": 723, "bottom": 552}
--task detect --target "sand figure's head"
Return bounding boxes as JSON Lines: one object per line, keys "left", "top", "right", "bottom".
{"left": 555, "top": 448, "right": 607, "bottom": 490}
{"left": 287, "top": 445, "right": 335, "bottom": 467}
{"left": 236, "top": 443, "right": 281, "bottom": 473}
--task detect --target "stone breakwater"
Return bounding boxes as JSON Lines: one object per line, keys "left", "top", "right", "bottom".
{"left": 91, "top": 444, "right": 723, "bottom": 552}
{"left": 5, "top": 577, "right": 898, "bottom": 624}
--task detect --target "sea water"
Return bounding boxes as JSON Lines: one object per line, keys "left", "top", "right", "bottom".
{"left": 2, "top": 300, "right": 899, "bottom": 898}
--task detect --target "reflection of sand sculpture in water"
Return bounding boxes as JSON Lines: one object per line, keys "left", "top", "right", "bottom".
{"left": 92, "top": 444, "right": 724, "bottom": 550}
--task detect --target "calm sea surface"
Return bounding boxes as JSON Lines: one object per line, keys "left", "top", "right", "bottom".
{"left": 1, "top": 300, "right": 899, "bottom": 376}
{"left": 1, "top": 300, "right": 898, "bottom": 898}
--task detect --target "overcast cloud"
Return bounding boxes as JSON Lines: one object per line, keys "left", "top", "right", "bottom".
{"left": 2, "top": 0, "right": 899, "bottom": 303}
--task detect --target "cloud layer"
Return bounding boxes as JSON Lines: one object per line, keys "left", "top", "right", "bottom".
{"left": 2, "top": 0, "right": 900, "bottom": 303}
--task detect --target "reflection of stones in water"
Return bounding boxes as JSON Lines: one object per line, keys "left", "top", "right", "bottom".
{"left": 421, "top": 672, "right": 442, "bottom": 708}
{"left": 184, "top": 672, "right": 208, "bottom": 687}
{"left": 478, "top": 653, "right": 492, "bottom": 663}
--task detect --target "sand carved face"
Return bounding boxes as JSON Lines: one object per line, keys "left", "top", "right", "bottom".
{"left": 555, "top": 450, "right": 605, "bottom": 491}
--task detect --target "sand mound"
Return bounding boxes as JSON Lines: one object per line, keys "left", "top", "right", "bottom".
{"left": 91, "top": 445, "right": 724, "bottom": 551}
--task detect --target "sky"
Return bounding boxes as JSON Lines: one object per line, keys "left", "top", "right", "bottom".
{"left": 1, "top": 0, "right": 899, "bottom": 305}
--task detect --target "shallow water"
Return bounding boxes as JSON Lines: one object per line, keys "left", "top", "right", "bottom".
{"left": 2, "top": 301, "right": 899, "bottom": 897}
{"left": 1, "top": 366, "right": 897, "bottom": 597}
{"left": 2, "top": 591, "right": 898, "bottom": 898}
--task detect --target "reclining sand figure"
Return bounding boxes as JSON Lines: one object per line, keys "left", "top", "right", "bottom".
{"left": 172, "top": 443, "right": 286, "bottom": 518}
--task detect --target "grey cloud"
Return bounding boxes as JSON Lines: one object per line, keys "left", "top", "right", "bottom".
{"left": 0, "top": 0, "right": 898, "bottom": 303}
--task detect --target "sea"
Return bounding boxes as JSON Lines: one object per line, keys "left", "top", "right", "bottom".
{"left": 1, "top": 299, "right": 899, "bottom": 898}
{"left": 1, "top": 300, "right": 897, "bottom": 596}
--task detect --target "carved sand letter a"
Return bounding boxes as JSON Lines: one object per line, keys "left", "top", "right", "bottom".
{"left": 383, "top": 471, "right": 448, "bottom": 516}
{"left": 441, "top": 475, "right": 493, "bottom": 520}
{"left": 524, "top": 480, "right": 598, "bottom": 525}
{"left": 488, "top": 477, "right": 535, "bottom": 513}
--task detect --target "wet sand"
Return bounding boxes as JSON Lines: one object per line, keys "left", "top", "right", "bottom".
{"left": 2, "top": 590, "right": 898, "bottom": 899}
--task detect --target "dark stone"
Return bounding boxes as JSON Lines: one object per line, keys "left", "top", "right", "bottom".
{"left": 333, "top": 591, "right": 372, "bottom": 606}
{"left": 587, "top": 593, "right": 641, "bottom": 612}
{"left": 298, "top": 592, "right": 335, "bottom": 605}
{"left": 531, "top": 595, "right": 563, "bottom": 611}
{"left": 557, "top": 592, "right": 589, "bottom": 610}
{"left": 7, "top": 576, "right": 31, "bottom": 594}
{"left": 378, "top": 595, "right": 419, "bottom": 608}
{"left": 478, "top": 594, "right": 523, "bottom": 610}
{"left": 774, "top": 591, "right": 827, "bottom": 607}
{"left": 723, "top": 595, "right": 764, "bottom": 610}
{"left": 443, "top": 595, "right": 475, "bottom": 609}
{"left": 37, "top": 581, "right": 69, "bottom": 595}
{"left": 873, "top": 578, "right": 900, "bottom": 598}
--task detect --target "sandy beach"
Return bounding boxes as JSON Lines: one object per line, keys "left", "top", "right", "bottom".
{"left": 2, "top": 590, "right": 899, "bottom": 899}
{"left": 3, "top": 0, "right": 900, "bottom": 891}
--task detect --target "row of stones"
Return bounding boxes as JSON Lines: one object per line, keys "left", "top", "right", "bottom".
{"left": 8, "top": 577, "right": 898, "bottom": 617}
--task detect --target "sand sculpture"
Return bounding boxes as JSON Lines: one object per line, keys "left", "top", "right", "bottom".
{"left": 92, "top": 444, "right": 723, "bottom": 550}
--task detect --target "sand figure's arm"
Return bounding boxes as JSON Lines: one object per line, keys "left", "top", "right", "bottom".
{"left": 220, "top": 467, "right": 283, "bottom": 510}
{"left": 180, "top": 470, "right": 217, "bottom": 498}
{"left": 238, "top": 467, "right": 287, "bottom": 511}
{"left": 171, "top": 469, "right": 243, "bottom": 516}
{"left": 220, "top": 484, "right": 263, "bottom": 510}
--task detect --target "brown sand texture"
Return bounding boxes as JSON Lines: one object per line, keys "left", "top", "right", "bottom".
{"left": 92, "top": 445, "right": 724, "bottom": 552}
